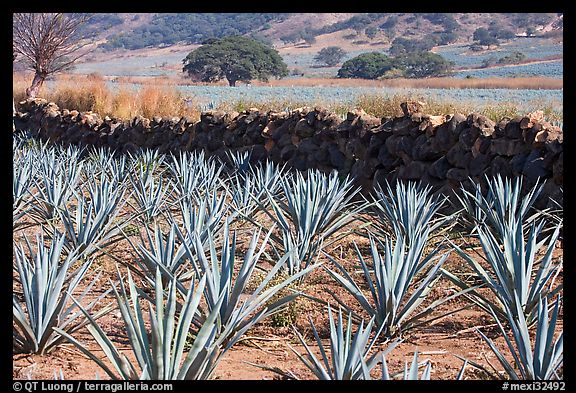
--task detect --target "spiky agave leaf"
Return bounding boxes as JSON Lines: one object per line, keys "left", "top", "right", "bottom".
{"left": 260, "top": 169, "right": 367, "bottom": 277}
{"left": 371, "top": 179, "right": 452, "bottom": 244}
{"left": 28, "top": 148, "right": 84, "bottom": 223}
{"left": 180, "top": 219, "right": 321, "bottom": 351}
{"left": 325, "top": 228, "right": 449, "bottom": 337}
{"left": 455, "top": 174, "right": 546, "bottom": 242}
{"left": 288, "top": 305, "right": 398, "bottom": 380}
{"left": 13, "top": 144, "right": 37, "bottom": 225}
{"left": 13, "top": 233, "right": 111, "bottom": 355}
{"left": 170, "top": 189, "right": 230, "bottom": 267}
{"left": 448, "top": 219, "right": 562, "bottom": 326}
{"left": 225, "top": 149, "right": 251, "bottom": 175}
{"left": 56, "top": 268, "right": 227, "bottom": 380}
{"left": 477, "top": 295, "right": 563, "bottom": 380}
{"left": 167, "top": 151, "right": 223, "bottom": 207}
{"left": 225, "top": 159, "right": 285, "bottom": 218}
{"left": 368, "top": 351, "right": 432, "bottom": 380}
{"left": 128, "top": 148, "right": 165, "bottom": 176}
{"left": 85, "top": 146, "right": 116, "bottom": 178}
{"left": 54, "top": 175, "right": 131, "bottom": 259}
{"left": 124, "top": 222, "right": 191, "bottom": 286}
{"left": 129, "top": 164, "right": 171, "bottom": 223}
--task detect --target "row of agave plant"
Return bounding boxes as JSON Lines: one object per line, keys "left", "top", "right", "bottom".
{"left": 13, "top": 134, "right": 563, "bottom": 380}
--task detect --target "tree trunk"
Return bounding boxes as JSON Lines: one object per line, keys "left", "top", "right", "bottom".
{"left": 227, "top": 78, "right": 237, "bottom": 87}
{"left": 26, "top": 72, "right": 46, "bottom": 98}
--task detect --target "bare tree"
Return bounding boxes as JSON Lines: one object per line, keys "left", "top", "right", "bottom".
{"left": 13, "top": 13, "right": 90, "bottom": 98}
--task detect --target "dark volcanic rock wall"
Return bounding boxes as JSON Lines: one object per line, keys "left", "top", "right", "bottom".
{"left": 14, "top": 98, "right": 563, "bottom": 209}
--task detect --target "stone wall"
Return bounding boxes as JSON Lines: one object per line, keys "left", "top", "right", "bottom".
{"left": 13, "top": 98, "right": 563, "bottom": 209}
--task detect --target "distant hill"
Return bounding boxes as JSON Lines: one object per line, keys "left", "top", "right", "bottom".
{"left": 88, "top": 13, "right": 291, "bottom": 50}
{"left": 78, "top": 13, "right": 563, "bottom": 51}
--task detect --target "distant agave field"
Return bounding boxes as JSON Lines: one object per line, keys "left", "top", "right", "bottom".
{"left": 172, "top": 85, "right": 563, "bottom": 114}
{"left": 453, "top": 60, "right": 563, "bottom": 78}
{"left": 434, "top": 38, "right": 563, "bottom": 69}
{"left": 13, "top": 131, "right": 563, "bottom": 380}
{"left": 69, "top": 37, "right": 563, "bottom": 80}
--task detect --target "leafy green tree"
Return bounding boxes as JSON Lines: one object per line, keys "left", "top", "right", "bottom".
{"left": 472, "top": 25, "right": 514, "bottom": 47}
{"left": 380, "top": 15, "right": 398, "bottom": 30}
{"left": 438, "top": 31, "right": 458, "bottom": 45}
{"left": 314, "top": 46, "right": 347, "bottom": 67}
{"left": 481, "top": 56, "right": 498, "bottom": 68}
{"left": 497, "top": 51, "right": 526, "bottom": 64}
{"left": 395, "top": 52, "right": 454, "bottom": 78}
{"left": 473, "top": 27, "right": 490, "bottom": 42}
{"left": 302, "top": 30, "right": 317, "bottom": 45}
{"left": 337, "top": 52, "right": 394, "bottom": 79}
{"left": 365, "top": 26, "right": 378, "bottom": 39}
{"left": 389, "top": 37, "right": 435, "bottom": 56}
{"left": 182, "top": 36, "right": 288, "bottom": 86}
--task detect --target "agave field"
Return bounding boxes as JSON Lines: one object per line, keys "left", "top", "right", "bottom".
{"left": 452, "top": 60, "right": 563, "bottom": 79}
{"left": 69, "top": 37, "right": 563, "bottom": 80}
{"left": 13, "top": 132, "right": 563, "bottom": 380}
{"left": 173, "top": 85, "right": 563, "bottom": 116}
{"left": 434, "top": 38, "right": 563, "bottom": 69}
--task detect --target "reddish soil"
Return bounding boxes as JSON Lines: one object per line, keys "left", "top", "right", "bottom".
{"left": 13, "top": 210, "right": 563, "bottom": 381}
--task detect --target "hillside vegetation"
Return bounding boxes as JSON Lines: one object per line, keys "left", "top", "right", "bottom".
{"left": 77, "top": 13, "right": 562, "bottom": 51}
{"left": 96, "top": 13, "right": 290, "bottom": 50}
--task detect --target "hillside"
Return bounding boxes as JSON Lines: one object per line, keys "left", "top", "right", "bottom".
{"left": 79, "top": 13, "right": 563, "bottom": 51}
{"left": 13, "top": 13, "right": 560, "bottom": 81}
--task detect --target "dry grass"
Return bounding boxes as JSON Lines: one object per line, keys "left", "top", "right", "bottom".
{"left": 13, "top": 72, "right": 562, "bottom": 123}
{"left": 213, "top": 93, "right": 562, "bottom": 123}
{"left": 353, "top": 93, "right": 532, "bottom": 121}
{"left": 13, "top": 72, "right": 201, "bottom": 121}
{"left": 251, "top": 76, "right": 563, "bottom": 90}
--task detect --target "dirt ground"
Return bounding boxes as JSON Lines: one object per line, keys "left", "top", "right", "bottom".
{"left": 13, "top": 209, "right": 563, "bottom": 381}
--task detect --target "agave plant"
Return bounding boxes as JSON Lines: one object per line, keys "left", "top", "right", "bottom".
{"left": 53, "top": 176, "right": 131, "bottom": 259}
{"left": 257, "top": 169, "right": 366, "bottom": 277}
{"left": 227, "top": 172, "right": 259, "bottom": 218}
{"left": 367, "top": 351, "right": 468, "bottom": 380}
{"left": 167, "top": 151, "right": 223, "bottom": 207}
{"left": 60, "top": 144, "right": 85, "bottom": 167}
{"left": 13, "top": 146, "right": 36, "bottom": 225}
{"left": 225, "top": 149, "right": 252, "bottom": 175}
{"left": 325, "top": 228, "right": 451, "bottom": 337}
{"left": 124, "top": 223, "right": 191, "bottom": 286}
{"left": 28, "top": 149, "right": 83, "bottom": 223}
{"left": 258, "top": 307, "right": 462, "bottom": 380}
{"left": 13, "top": 233, "right": 110, "bottom": 355}
{"left": 180, "top": 220, "right": 319, "bottom": 347}
{"left": 56, "top": 268, "right": 227, "bottom": 380}
{"left": 540, "top": 188, "right": 563, "bottom": 243}
{"left": 445, "top": 219, "right": 562, "bottom": 326}
{"left": 128, "top": 147, "right": 166, "bottom": 175}
{"left": 171, "top": 189, "right": 230, "bottom": 254}
{"left": 375, "top": 351, "right": 432, "bottom": 380}
{"left": 106, "top": 153, "right": 132, "bottom": 188}
{"left": 225, "top": 160, "right": 284, "bottom": 218}
{"left": 288, "top": 305, "right": 397, "bottom": 380}
{"left": 371, "top": 180, "right": 452, "bottom": 244}
{"left": 129, "top": 162, "right": 171, "bottom": 223}
{"left": 455, "top": 174, "right": 546, "bottom": 242}
{"left": 84, "top": 146, "right": 116, "bottom": 177}
{"left": 477, "top": 295, "right": 563, "bottom": 380}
